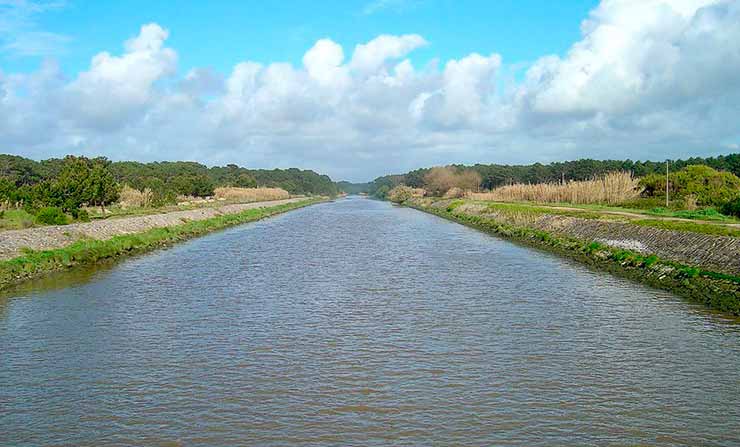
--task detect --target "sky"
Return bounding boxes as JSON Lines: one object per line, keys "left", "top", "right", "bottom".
{"left": 1, "top": 0, "right": 739, "bottom": 181}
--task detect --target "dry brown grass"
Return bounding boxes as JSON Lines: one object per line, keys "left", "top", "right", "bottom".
{"left": 213, "top": 187, "right": 290, "bottom": 202}
{"left": 467, "top": 171, "right": 641, "bottom": 205}
{"left": 119, "top": 185, "right": 153, "bottom": 208}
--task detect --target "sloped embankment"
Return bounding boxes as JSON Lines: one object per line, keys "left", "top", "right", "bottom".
{"left": 0, "top": 198, "right": 307, "bottom": 261}
{"left": 407, "top": 197, "right": 740, "bottom": 315}
{"left": 0, "top": 198, "right": 324, "bottom": 290}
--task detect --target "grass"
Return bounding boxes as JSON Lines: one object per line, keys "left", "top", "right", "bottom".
{"left": 644, "top": 207, "right": 737, "bottom": 222}
{"left": 408, "top": 199, "right": 740, "bottom": 315}
{"left": 632, "top": 219, "right": 740, "bottom": 237}
{"left": 0, "top": 198, "right": 323, "bottom": 290}
{"left": 0, "top": 209, "right": 36, "bottom": 230}
{"left": 213, "top": 187, "right": 290, "bottom": 202}
{"left": 464, "top": 200, "right": 740, "bottom": 237}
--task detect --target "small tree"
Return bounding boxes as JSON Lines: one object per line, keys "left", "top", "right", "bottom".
{"left": 54, "top": 156, "right": 120, "bottom": 213}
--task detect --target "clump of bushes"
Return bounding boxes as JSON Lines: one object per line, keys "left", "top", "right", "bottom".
{"left": 443, "top": 187, "right": 465, "bottom": 199}
{"left": 721, "top": 197, "right": 740, "bottom": 218}
{"left": 423, "top": 166, "right": 481, "bottom": 197}
{"left": 387, "top": 185, "right": 425, "bottom": 203}
{"left": 639, "top": 165, "right": 740, "bottom": 207}
{"left": 35, "top": 207, "right": 69, "bottom": 225}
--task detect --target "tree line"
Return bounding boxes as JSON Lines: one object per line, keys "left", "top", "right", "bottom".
{"left": 0, "top": 154, "right": 339, "bottom": 217}
{"left": 368, "top": 153, "right": 740, "bottom": 198}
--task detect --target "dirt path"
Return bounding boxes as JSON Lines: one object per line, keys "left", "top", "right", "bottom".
{"left": 0, "top": 198, "right": 307, "bottom": 261}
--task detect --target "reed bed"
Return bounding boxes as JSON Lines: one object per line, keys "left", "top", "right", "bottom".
{"left": 119, "top": 185, "right": 153, "bottom": 208}
{"left": 213, "top": 187, "right": 291, "bottom": 202}
{"left": 467, "top": 171, "right": 641, "bottom": 205}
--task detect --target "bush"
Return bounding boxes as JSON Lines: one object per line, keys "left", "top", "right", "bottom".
{"left": 443, "top": 187, "right": 465, "bottom": 199}
{"left": 387, "top": 185, "right": 425, "bottom": 203}
{"left": 71, "top": 208, "right": 90, "bottom": 222}
{"left": 35, "top": 207, "right": 69, "bottom": 225}
{"left": 721, "top": 197, "right": 740, "bottom": 218}
{"left": 640, "top": 165, "right": 740, "bottom": 207}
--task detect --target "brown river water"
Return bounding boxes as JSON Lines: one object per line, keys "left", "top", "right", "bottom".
{"left": 1, "top": 196, "right": 739, "bottom": 446}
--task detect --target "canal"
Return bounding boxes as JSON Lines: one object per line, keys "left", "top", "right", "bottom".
{"left": 1, "top": 197, "right": 739, "bottom": 446}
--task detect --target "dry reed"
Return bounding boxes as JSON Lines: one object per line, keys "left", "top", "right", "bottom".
{"left": 213, "top": 187, "right": 290, "bottom": 202}
{"left": 119, "top": 185, "right": 153, "bottom": 208}
{"left": 467, "top": 171, "right": 641, "bottom": 205}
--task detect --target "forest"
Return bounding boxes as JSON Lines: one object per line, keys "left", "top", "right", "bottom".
{"left": 367, "top": 153, "right": 740, "bottom": 198}
{"left": 0, "top": 154, "right": 338, "bottom": 211}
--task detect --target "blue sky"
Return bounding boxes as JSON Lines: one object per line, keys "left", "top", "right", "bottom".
{"left": 4, "top": 0, "right": 597, "bottom": 77}
{"left": 1, "top": 0, "right": 738, "bottom": 181}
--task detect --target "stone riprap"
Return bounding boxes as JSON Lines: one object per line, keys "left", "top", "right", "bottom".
{"left": 0, "top": 198, "right": 306, "bottom": 261}
{"left": 419, "top": 199, "right": 740, "bottom": 276}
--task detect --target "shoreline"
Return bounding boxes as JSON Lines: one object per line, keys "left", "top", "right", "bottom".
{"left": 0, "top": 197, "right": 326, "bottom": 291}
{"left": 404, "top": 198, "right": 740, "bottom": 316}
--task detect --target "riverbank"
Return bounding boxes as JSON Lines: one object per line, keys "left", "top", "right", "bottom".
{"left": 0, "top": 197, "right": 325, "bottom": 290}
{"left": 405, "top": 197, "right": 740, "bottom": 315}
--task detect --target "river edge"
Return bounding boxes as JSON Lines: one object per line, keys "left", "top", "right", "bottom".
{"left": 0, "top": 197, "right": 327, "bottom": 291}
{"left": 404, "top": 198, "right": 740, "bottom": 316}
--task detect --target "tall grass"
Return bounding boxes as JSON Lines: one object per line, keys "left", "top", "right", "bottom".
{"left": 119, "top": 185, "right": 153, "bottom": 208}
{"left": 468, "top": 171, "right": 641, "bottom": 205}
{"left": 214, "top": 187, "right": 291, "bottom": 202}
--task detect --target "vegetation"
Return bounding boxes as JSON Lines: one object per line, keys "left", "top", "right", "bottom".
{"left": 213, "top": 187, "right": 290, "bottom": 202}
{"left": 0, "top": 154, "right": 339, "bottom": 228}
{"left": 0, "top": 198, "right": 323, "bottom": 291}
{"left": 387, "top": 186, "right": 425, "bottom": 203}
{"left": 34, "top": 207, "right": 69, "bottom": 226}
{"left": 639, "top": 165, "right": 740, "bottom": 207}
{"left": 337, "top": 181, "right": 371, "bottom": 194}
{"left": 468, "top": 171, "right": 640, "bottom": 205}
{"left": 0, "top": 209, "right": 35, "bottom": 230}
{"left": 722, "top": 197, "right": 740, "bottom": 218}
{"left": 369, "top": 153, "right": 740, "bottom": 197}
{"left": 423, "top": 167, "right": 481, "bottom": 196}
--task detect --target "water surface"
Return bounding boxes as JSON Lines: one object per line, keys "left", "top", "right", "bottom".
{"left": 1, "top": 197, "right": 739, "bottom": 446}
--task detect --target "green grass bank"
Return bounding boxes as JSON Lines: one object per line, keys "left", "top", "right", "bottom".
{"left": 0, "top": 198, "right": 325, "bottom": 291}
{"left": 405, "top": 198, "right": 740, "bottom": 316}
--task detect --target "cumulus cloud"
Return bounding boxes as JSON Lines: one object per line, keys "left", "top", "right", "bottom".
{"left": 2, "top": 0, "right": 740, "bottom": 181}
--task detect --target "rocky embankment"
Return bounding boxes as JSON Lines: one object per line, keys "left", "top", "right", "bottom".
{"left": 0, "top": 198, "right": 306, "bottom": 261}
{"left": 407, "top": 197, "right": 740, "bottom": 315}
{"left": 445, "top": 200, "right": 740, "bottom": 276}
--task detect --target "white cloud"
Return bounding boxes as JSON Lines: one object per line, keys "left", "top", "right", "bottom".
{"left": 350, "top": 34, "right": 427, "bottom": 74}
{"left": 2, "top": 1, "right": 740, "bottom": 181}
{"left": 63, "top": 23, "right": 177, "bottom": 130}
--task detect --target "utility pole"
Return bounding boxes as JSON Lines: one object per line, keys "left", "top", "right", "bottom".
{"left": 665, "top": 160, "right": 670, "bottom": 208}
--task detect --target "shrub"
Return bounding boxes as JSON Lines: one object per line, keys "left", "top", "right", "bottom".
{"left": 71, "top": 208, "right": 90, "bottom": 222}
{"left": 35, "top": 207, "right": 69, "bottom": 225}
{"left": 387, "top": 185, "right": 425, "bottom": 203}
{"left": 639, "top": 165, "right": 740, "bottom": 207}
{"left": 443, "top": 187, "right": 465, "bottom": 199}
{"left": 721, "top": 197, "right": 740, "bottom": 218}
{"left": 423, "top": 167, "right": 481, "bottom": 196}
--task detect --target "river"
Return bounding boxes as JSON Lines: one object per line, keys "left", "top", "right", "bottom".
{"left": 1, "top": 196, "right": 739, "bottom": 446}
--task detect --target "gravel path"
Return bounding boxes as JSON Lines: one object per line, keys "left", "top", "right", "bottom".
{"left": 0, "top": 198, "right": 306, "bottom": 261}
